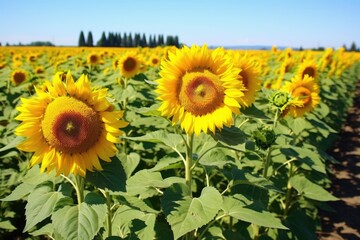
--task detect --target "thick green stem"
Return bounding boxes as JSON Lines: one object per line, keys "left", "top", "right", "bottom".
{"left": 273, "top": 108, "right": 280, "bottom": 128}
{"left": 185, "top": 133, "right": 194, "bottom": 196}
{"left": 262, "top": 146, "right": 272, "bottom": 179}
{"left": 284, "top": 162, "right": 294, "bottom": 216}
{"left": 105, "top": 191, "right": 113, "bottom": 237}
{"left": 75, "top": 175, "right": 84, "bottom": 204}
{"left": 184, "top": 133, "right": 194, "bottom": 240}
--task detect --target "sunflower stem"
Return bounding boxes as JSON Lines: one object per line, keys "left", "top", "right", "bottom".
{"left": 273, "top": 108, "right": 280, "bottom": 128}
{"left": 284, "top": 162, "right": 294, "bottom": 217}
{"left": 105, "top": 191, "right": 113, "bottom": 237}
{"left": 262, "top": 146, "right": 272, "bottom": 179}
{"left": 75, "top": 175, "right": 85, "bottom": 204}
{"left": 185, "top": 133, "right": 194, "bottom": 197}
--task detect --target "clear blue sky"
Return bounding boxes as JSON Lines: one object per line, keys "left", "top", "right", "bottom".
{"left": 1, "top": 0, "right": 359, "bottom": 49}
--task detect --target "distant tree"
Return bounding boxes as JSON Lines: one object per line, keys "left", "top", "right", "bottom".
{"left": 134, "top": 33, "right": 140, "bottom": 47}
{"left": 78, "top": 31, "right": 86, "bottom": 46}
{"left": 123, "top": 33, "right": 127, "bottom": 47}
{"left": 166, "top": 35, "right": 174, "bottom": 46}
{"left": 86, "top": 31, "right": 94, "bottom": 47}
{"left": 342, "top": 44, "right": 347, "bottom": 51}
{"left": 97, "top": 32, "right": 108, "bottom": 47}
{"left": 174, "top": 36, "right": 179, "bottom": 47}
{"left": 29, "top": 41, "right": 55, "bottom": 46}
{"left": 6, "top": 42, "right": 9, "bottom": 46}
{"left": 128, "top": 33, "right": 133, "bottom": 47}
{"left": 140, "top": 33, "right": 147, "bottom": 47}
{"left": 350, "top": 42, "right": 357, "bottom": 52}
{"left": 0, "top": 42, "right": 2, "bottom": 46}
{"left": 299, "top": 46, "right": 303, "bottom": 51}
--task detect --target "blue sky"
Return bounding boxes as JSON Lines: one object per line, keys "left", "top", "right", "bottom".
{"left": 1, "top": 0, "right": 359, "bottom": 49}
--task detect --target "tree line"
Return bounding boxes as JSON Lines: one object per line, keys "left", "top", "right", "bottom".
{"left": 78, "top": 31, "right": 180, "bottom": 48}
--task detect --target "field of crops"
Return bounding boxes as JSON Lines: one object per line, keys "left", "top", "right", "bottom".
{"left": 0, "top": 45, "right": 359, "bottom": 240}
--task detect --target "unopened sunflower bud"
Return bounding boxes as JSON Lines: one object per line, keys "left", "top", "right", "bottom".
{"left": 272, "top": 91, "right": 289, "bottom": 108}
{"left": 253, "top": 126, "right": 276, "bottom": 150}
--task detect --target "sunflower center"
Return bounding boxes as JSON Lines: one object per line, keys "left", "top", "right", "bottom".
{"left": 302, "top": 67, "right": 315, "bottom": 79}
{"left": 90, "top": 55, "right": 98, "bottom": 64}
{"left": 292, "top": 86, "right": 311, "bottom": 104}
{"left": 179, "top": 70, "right": 224, "bottom": 116}
{"left": 13, "top": 72, "right": 26, "bottom": 84}
{"left": 42, "top": 96, "right": 102, "bottom": 154}
{"left": 123, "top": 57, "right": 136, "bottom": 71}
{"left": 152, "top": 58, "right": 159, "bottom": 65}
{"left": 239, "top": 70, "right": 248, "bottom": 88}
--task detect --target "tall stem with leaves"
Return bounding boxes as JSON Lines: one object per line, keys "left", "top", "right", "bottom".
{"left": 185, "top": 133, "right": 194, "bottom": 197}
{"left": 74, "top": 175, "right": 84, "bottom": 204}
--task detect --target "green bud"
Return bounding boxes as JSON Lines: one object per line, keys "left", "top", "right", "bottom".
{"left": 272, "top": 91, "right": 289, "bottom": 108}
{"left": 253, "top": 126, "right": 276, "bottom": 150}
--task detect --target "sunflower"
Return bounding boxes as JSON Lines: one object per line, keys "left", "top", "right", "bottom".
{"left": 35, "top": 66, "right": 45, "bottom": 74}
{"left": 11, "top": 69, "right": 27, "bottom": 85}
{"left": 87, "top": 52, "right": 100, "bottom": 65}
{"left": 296, "top": 59, "right": 318, "bottom": 80}
{"left": 281, "top": 75, "right": 320, "bottom": 117}
{"left": 155, "top": 45, "right": 245, "bottom": 136}
{"left": 231, "top": 52, "right": 261, "bottom": 107}
{"left": 118, "top": 51, "right": 141, "bottom": 78}
{"left": 15, "top": 71, "right": 128, "bottom": 176}
{"left": 148, "top": 54, "right": 161, "bottom": 67}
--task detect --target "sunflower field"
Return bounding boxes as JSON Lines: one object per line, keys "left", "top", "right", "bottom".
{"left": 0, "top": 45, "right": 359, "bottom": 240}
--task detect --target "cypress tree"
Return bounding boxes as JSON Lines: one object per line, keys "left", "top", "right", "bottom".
{"left": 141, "top": 34, "right": 147, "bottom": 47}
{"left": 350, "top": 42, "right": 357, "bottom": 52}
{"left": 97, "top": 32, "right": 108, "bottom": 47}
{"left": 174, "top": 36, "right": 179, "bottom": 48}
{"left": 86, "top": 31, "right": 94, "bottom": 47}
{"left": 78, "top": 31, "right": 86, "bottom": 46}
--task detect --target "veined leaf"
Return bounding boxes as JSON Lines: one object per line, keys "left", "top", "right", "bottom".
{"left": 125, "top": 130, "right": 184, "bottom": 150}
{"left": 85, "top": 156, "right": 126, "bottom": 192}
{"left": 52, "top": 194, "right": 107, "bottom": 240}
{"left": 118, "top": 152, "right": 140, "bottom": 178}
{"left": 231, "top": 169, "right": 284, "bottom": 194}
{"left": 162, "top": 184, "right": 223, "bottom": 239}
{"left": 110, "top": 205, "right": 156, "bottom": 239}
{"left": 126, "top": 170, "right": 169, "bottom": 198}
{"left": 24, "top": 181, "right": 66, "bottom": 232}
{"left": 290, "top": 175, "right": 338, "bottom": 201}
{"left": 221, "top": 196, "right": 288, "bottom": 229}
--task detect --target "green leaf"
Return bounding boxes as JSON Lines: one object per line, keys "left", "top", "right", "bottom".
{"left": 110, "top": 205, "right": 156, "bottom": 239}
{"left": 115, "top": 193, "right": 159, "bottom": 214}
{"left": 22, "top": 164, "right": 56, "bottom": 185}
{"left": 29, "top": 223, "right": 53, "bottom": 237}
{"left": 85, "top": 156, "right": 126, "bottom": 192}
{"left": 1, "top": 182, "right": 34, "bottom": 201}
{"left": 212, "top": 126, "right": 246, "bottom": 146}
{"left": 120, "top": 152, "right": 141, "bottom": 178}
{"left": 126, "top": 170, "right": 169, "bottom": 198}
{"left": 125, "top": 130, "right": 184, "bottom": 150}
{"left": 135, "top": 103, "right": 161, "bottom": 117}
{"left": 149, "top": 156, "right": 182, "bottom": 172}
{"left": 162, "top": 184, "right": 223, "bottom": 239}
{"left": 290, "top": 175, "right": 338, "bottom": 201}
{"left": 129, "top": 214, "right": 156, "bottom": 240}
{"left": 221, "top": 196, "right": 288, "bottom": 229}
{"left": 284, "top": 208, "right": 317, "bottom": 240}
{"left": 24, "top": 181, "right": 66, "bottom": 232}
{"left": 0, "top": 136, "right": 24, "bottom": 152}
{"left": 199, "top": 148, "right": 234, "bottom": 168}
{"left": 240, "top": 104, "right": 269, "bottom": 119}
{"left": 231, "top": 169, "right": 284, "bottom": 194}
{"left": 52, "top": 196, "right": 107, "bottom": 240}
{"left": 0, "top": 220, "right": 16, "bottom": 230}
